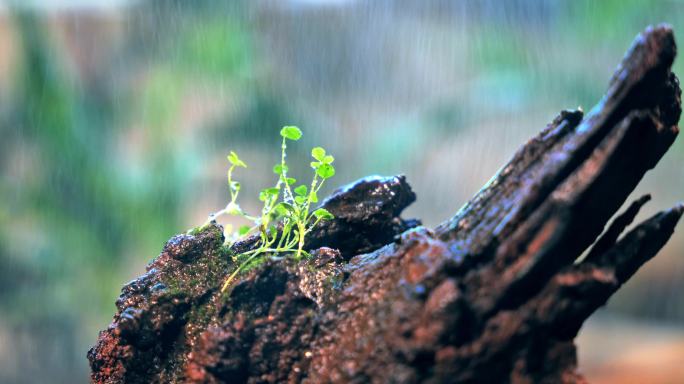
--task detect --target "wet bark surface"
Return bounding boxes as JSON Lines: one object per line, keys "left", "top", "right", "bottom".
{"left": 89, "top": 25, "right": 683, "bottom": 383}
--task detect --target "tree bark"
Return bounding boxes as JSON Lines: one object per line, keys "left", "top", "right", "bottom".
{"left": 89, "top": 25, "right": 682, "bottom": 383}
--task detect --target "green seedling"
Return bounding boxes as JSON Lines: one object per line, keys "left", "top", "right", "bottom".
{"left": 202, "top": 126, "right": 335, "bottom": 292}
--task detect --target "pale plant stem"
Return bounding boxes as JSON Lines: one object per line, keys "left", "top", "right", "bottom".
{"left": 280, "top": 138, "right": 295, "bottom": 203}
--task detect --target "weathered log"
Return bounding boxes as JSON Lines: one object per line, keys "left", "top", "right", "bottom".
{"left": 89, "top": 25, "right": 682, "bottom": 383}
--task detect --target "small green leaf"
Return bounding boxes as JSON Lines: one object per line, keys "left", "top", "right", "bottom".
{"left": 316, "top": 163, "right": 335, "bottom": 179}
{"left": 227, "top": 151, "right": 247, "bottom": 167}
{"left": 238, "top": 225, "right": 251, "bottom": 236}
{"left": 260, "top": 187, "right": 279, "bottom": 200}
{"left": 323, "top": 155, "right": 334, "bottom": 164}
{"left": 259, "top": 187, "right": 279, "bottom": 202}
{"left": 280, "top": 126, "right": 302, "bottom": 141}
{"left": 294, "top": 196, "right": 307, "bottom": 204}
{"left": 275, "top": 202, "right": 295, "bottom": 216}
{"left": 310, "top": 191, "right": 318, "bottom": 203}
{"left": 310, "top": 161, "right": 320, "bottom": 169}
{"left": 313, "top": 208, "right": 334, "bottom": 220}
{"left": 286, "top": 177, "right": 296, "bottom": 185}
{"left": 311, "top": 147, "right": 326, "bottom": 161}
{"left": 294, "top": 185, "right": 308, "bottom": 196}
{"left": 273, "top": 164, "right": 289, "bottom": 174}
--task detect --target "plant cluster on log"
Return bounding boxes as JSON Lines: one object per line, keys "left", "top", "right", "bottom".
{"left": 89, "top": 25, "right": 683, "bottom": 383}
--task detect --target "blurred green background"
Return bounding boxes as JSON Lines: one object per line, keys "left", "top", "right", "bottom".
{"left": 1, "top": 1, "right": 684, "bottom": 383}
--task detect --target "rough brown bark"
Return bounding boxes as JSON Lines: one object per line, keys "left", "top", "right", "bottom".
{"left": 89, "top": 25, "right": 682, "bottom": 383}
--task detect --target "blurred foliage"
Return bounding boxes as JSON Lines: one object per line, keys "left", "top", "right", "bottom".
{"left": 0, "top": 5, "right": 267, "bottom": 382}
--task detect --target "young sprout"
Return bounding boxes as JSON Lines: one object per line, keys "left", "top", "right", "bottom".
{"left": 202, "top": 151, "right": 256, "bottom": 243}
{"left": 204, "top": 126, "right": 336, "bottom": 293}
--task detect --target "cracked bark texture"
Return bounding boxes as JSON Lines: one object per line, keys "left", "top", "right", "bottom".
{"left": 89, "top": 25, "right": 683, "bottom": 383}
